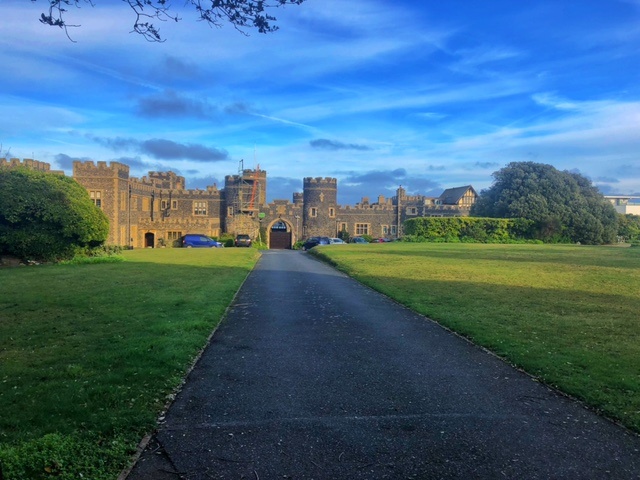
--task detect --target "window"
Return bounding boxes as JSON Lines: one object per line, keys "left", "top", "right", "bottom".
{"left": 355, "top": 223, "right": 369, "bottom": 235}
{"left": 90, "top": 191, "right": 102, "bottom": 208}
{"left": 310, "top": 207, "right": 317, "bottom": 217}
{"left": 227, "top": 206, "right": 234, "bottom": 216}
{"left": 171, "top": 200, "right": 178, "bottom": 210}
{"left": 382, "top": 225, "right": 389, "bottom": 235}
{"left": 390, "top": 225, "right": 397, "bottom": 235}
{"left": 193, "top": 201, "right": 207, "bottom": 215}
{"left": 339, "top": 222, "right": 348, "bottom": 232}
{"left": 161, "top": 200, "right": 168, "bottom": 210}
{"left": 406, "top": 206, "right": 417, "bottom": 215}
{"left": 329, "top": 207, "right": 335, "bottom": 217}
{"left": 167, "top": 231, "right": 182, "bottom": 241}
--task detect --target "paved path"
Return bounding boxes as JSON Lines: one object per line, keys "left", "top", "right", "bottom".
{"left": 127, "top": 250, "right": 640, "bottom": 479}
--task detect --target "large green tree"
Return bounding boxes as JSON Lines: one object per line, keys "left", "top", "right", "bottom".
{"left": 33, "top": 0, "right": 306, "bottom": 42}
{"left": 0, "top": 168, "right": 109, "bottom": 261}
{"left": 471, "top": 162, "right": 618, "bottom": 245}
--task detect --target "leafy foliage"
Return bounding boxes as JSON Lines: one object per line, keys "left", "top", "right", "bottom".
{"left": 0, "top": 168, "right": 109, "bottom": 261}
{"left": 35, "top": 0, "right": 306, "bottom": 42}
{"left": 403, "top": 217, "right": 535, "bottom": 243}
{"left": 618, "top": 214, "right": 640, "bottom": 243}
{"left": 471, "top": 162, "right": 618, "bottom": 244}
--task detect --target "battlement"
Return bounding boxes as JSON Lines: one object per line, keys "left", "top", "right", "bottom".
{"left": 304, "top": 177, "right": 337, "bottom": 186}
{"left": 0, "top": 158, "right": 52, "bottom": 172}
{"left": 73, "top": 160, "right": 130, "bottom": 177}
{"left": 143, "top": 171, "right": 186, "bottom": 190}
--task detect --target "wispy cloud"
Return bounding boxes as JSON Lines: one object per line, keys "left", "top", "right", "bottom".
{"left": 310, "top": 139, "right": 372, "bottom": 151}
{"left": 136, "top": 90, "right": 216, "bottom": 119}
{"left": 86, "top": 135, "right": 228, "bottom": 161}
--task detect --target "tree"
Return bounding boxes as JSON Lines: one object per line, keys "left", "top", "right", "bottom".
{"left": 34, "top": 0, "right": 306, "bottom": 42}
{"left": 0, "top": 168, "right": 109, "bottom": 261}
{"left": 617, "top": 214, "right": 640, "bottom": 243}
{"left": 471, "top": 161, "right": 618, "bottom": 245}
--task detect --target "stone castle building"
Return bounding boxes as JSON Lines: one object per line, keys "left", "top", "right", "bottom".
{"left": 1, "top": 158, "right": 478, "bottom": 249}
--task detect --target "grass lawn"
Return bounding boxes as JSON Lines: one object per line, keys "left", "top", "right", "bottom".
{"left": 313, "top": 242, "right": 640, "bottom": 433}
{"left": 0, "top": 248, "right": 260, "bottom": 480}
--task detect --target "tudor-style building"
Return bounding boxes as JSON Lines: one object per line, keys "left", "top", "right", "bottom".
{"left": 1, "top": 158, "right": 478, "bottom": 249}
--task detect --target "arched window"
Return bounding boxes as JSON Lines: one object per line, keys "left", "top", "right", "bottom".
{"left": 271, "top": 221, "right": 288, "bottom": 231}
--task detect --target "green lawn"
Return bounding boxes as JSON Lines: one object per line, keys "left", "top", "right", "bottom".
{"left": 0, "top": 248, "right": 260, "bottom": 480}
{"left": 2, "top": 243, "right": 639, "bottom": 478}
{"left": 313, "top": 242, "right": 640, "bottom": 432}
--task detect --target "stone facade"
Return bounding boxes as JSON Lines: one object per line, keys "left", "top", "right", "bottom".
{"left": 2, "top": 158, "right": 478, "bottom": 249}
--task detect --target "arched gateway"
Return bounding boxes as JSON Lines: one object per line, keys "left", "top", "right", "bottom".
{"left": 269, "top": 220, "right": 292, "bottom": 249}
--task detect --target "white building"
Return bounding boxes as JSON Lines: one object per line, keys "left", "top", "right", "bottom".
{"left": 605, "top": 196, "right": 640, "bottom": 215}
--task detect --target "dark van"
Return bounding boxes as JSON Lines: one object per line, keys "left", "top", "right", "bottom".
{"left": 181, "top": 234, "right": 223, "bottom": 248}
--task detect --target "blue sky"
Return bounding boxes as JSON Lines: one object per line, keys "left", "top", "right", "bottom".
{"left": 2, "top": 0, "right": 640, "bottom": 205}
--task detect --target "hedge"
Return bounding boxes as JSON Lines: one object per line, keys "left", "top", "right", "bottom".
{"left": 403, "top": 217, "right": 535, "bottom": 243}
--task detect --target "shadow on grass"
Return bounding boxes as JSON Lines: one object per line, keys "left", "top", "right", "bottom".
{"left": 371, "top": 243, "right": 640, "bottom": 270}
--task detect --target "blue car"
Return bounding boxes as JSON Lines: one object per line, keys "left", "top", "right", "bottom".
{"left": 181, "top": 234, "right": 224, "bottom": 248}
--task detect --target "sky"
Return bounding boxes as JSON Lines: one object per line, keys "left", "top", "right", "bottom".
{"left": 2, "top": 0, "right": 640, "bottom": 205}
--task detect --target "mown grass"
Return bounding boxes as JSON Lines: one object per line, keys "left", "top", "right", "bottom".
{"left": 0, "top": 248, "right": 260, "bottom": 480}
{"left": 313, "top": 242, "right": 640, "bottom": 432}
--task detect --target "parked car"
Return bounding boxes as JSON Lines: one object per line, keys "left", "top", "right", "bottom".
{"left": 234, "top": 234, "right": 252, "bottom": 247}
{"left": 349, "top": 236, "right": 368, "bottom": 244}
{"left": 329, "top": 238, "right": 346, "bottom": 244}
{"left": 181, "top": 234, "right": 224, "bottom": 248}
{"left": 302, "top": 236, "right": 330, "bottom": 250}
{"left": 373, "top": 237, "right": 391, "bottom": 243}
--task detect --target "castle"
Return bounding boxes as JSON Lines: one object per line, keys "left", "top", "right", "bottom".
{"left": 1, "top": 158, "right": 478, "bottom": 249}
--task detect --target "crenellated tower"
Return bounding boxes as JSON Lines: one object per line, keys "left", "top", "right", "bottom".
{"left": 302, "top": 177, "right": 338, "bottom": 237}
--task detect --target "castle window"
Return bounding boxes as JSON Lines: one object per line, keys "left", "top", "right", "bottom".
{"left": 193, "top": 201, "right": 207, "bottom": 216}
{"left": 167, "top": 231, "right": 182, "bottom": 241}
{"left": 390, "top": 225, "right": 397, "bottom": 235}
{"left": 355, "top": 223, "right": 369, "bottom": 235}
{"left": 172, "top": 200, "right": 178, "bottom": 210}
{"left": 339, "top": 222, "right": 348, "bottom": 232}
{"left": 310, "top": 207, "right": 317, "bottom": 217}
{"left": 227, "top": 206, "right": 234, "bottom": 216}
{"left": 382, "top": 225, "right": 389, "bottom": 235}
{"left": 329, "top": 207, "right": 335, "bottom": 218}
{"left": 161, "top": 200, "right": 168, "bottom": 210}
{"left": 406, "top": 207, "right": 417, "bottom": 215}
{"left": 90, "top": 191, "right": 102, "bottom": 208}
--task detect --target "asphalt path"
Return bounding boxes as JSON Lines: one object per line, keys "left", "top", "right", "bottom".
{"left": 126, "top": 250, "right": 640, "bottom": 479}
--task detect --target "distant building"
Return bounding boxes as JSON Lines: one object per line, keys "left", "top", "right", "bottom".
{"left": 605, "top": 196, "right": 640, "bottom": 216}
{"left": 1, "top": 158, "right": 478, "bottom": 249}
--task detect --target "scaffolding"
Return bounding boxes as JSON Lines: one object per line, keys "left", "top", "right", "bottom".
{"left": 233, "top": 160, "right": 262, "bottom": 216}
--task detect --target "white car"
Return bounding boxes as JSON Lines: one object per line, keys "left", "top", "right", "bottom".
{"left": 329, "top": 238, "right": 346, "bottom": 244}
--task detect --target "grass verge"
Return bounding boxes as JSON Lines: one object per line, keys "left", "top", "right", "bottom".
{"left": 313, "top": 242, "right": 640, "bottom": 432}
{"left": 0, "top": 248, "right": 260, "bottom": 479}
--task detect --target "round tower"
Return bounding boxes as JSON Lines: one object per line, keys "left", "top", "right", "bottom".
{"left": 302, "top": 177, "right": 338, "bottom": 238}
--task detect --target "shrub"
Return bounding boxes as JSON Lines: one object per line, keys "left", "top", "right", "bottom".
{"left": 404, "top": 217, "right": 535, "bottom": 243}
{"left": 0, "top": 168, "right": 109, "bottom": 262}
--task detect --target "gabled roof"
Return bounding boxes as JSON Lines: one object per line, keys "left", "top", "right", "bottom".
{"left": 438, "top": 185, "right": 477, "bottom": 205}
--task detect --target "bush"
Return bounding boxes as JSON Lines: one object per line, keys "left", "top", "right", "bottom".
{"left": 404, "top": 217, "right": 535, "bottom": 243}
{"left": 0, "top": 168, "right": 109, "bottom": 262}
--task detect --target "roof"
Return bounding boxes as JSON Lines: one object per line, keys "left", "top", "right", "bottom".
{"left": 438, "top": 185, "right": 477, "bottom": 205}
